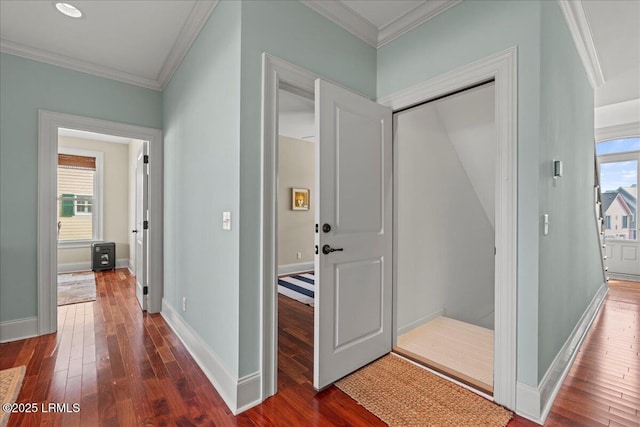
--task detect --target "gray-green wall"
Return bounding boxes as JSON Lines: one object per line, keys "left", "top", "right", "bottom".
{"left": 162, "top": 0, "right": 243, "bottom": 376}
{"left": 0, "top": 53, "right": 162, "bottom": 323}
{"left": 537, "top": 0, "right": 602, "bottom": 381}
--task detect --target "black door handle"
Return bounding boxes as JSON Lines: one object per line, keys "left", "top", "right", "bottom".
{"left": 322, "top": 244, "right": 344, "bottom": 255}
{"left": 322, "top": 223, "right": 332, "bottom": 233}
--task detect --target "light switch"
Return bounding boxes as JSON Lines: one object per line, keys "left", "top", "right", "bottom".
{"left": 543, "top": 214, "right": 549, "bottom": 235}
{"left": 223, "top": 211, "right": 231, "bottom": 230}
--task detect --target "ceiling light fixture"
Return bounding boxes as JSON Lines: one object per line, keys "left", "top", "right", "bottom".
{"left": 55, "top": 2, "right": 83, "bottom": 18}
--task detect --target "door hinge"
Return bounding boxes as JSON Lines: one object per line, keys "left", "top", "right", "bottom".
{"left": 143, "top": 286, "right": 148, "bottom": 295}
{"left": 143, "top": 155, "right": 149, "bottom": 164}
{"left": 143, "top": 220, "right": 149, "bottom": 230}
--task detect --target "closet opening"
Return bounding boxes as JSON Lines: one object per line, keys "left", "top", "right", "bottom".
{"left": 393, "top": 81, "right": 497, "bottom": 396}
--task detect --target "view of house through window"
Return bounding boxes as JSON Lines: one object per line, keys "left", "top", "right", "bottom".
{"left": 57, "top": 153, "right": 97, "bottom": 241}
{"left": 597, "top": 137, "right": 640, "bottom": 241}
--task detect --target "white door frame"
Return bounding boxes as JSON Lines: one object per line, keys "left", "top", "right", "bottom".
{"left": 261, "top": 53, "right": 318, "bottom": 400}
{"left": 378, "top": 47, "right": 518, "bottom": 408}
{"left": 37, "top": 110, "right": 164, "bottom": 335}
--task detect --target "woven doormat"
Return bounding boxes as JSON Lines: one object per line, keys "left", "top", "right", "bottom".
{"left": 335, "top": 354, "right": 512, "bottom": 427}
{"left": 0, "top": 366, "right": 26, "bottom": 427}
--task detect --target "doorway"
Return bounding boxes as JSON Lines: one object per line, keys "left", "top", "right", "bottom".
{"left": 596, "top": 137, "right": 640, "bottom": 280}
{"left": 37, "top": 111, "right": 163, "bottom": 336}
{"left": 55, "top": 129, "right": 147, "bottom": 310}
{"left": 393, "top": 82, "right": 497, "bottom": 395}
{"left": 276, "top": 86, "right": 317, "bottom": 384}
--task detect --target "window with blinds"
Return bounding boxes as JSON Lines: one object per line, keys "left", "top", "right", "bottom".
{"left": 57, "top": 153, "right": 96, "bottom": 241}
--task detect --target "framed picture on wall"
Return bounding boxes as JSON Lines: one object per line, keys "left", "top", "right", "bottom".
{"left": 292, "top": 188, "right": 310, "bottom": 211}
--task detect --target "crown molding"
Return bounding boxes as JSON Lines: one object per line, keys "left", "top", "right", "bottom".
{"left": 299, "top": 0, "right": 378, "bottom": 47}
{"left": 1, "top": 1, "right": 219, "bottom": 92}
{"left": 157, "top": 0, "right": 218, "bottom": 90}
{"left": 0, "top": 39, "right": 162, "bottom": 91}
{"left": 377, "top": 0, "right": 462, "bottom": 47}
{"left": 557, "top": 0, "right": 605, "bottom": 88}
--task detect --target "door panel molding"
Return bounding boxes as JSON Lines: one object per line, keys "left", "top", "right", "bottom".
{"left": 379, "top": 46, "right": 518, "bottom": 409}
{"left": 38, "top": 110, "right": 163, "bottom": 336}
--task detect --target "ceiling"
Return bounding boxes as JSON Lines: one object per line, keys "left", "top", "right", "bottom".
{"left": 0, "top": 0, "right": 637, "bottom": 106}
{"left": 279, "top": 89, "right": 315, "bottom": 141}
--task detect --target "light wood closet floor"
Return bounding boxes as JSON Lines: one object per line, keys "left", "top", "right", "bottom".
{"left": 394, "top": 316, "right": 494, "bottom": 395}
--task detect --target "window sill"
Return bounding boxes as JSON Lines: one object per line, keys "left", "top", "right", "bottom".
{"left": 57, "top": 240, "right": 98, "bottom": 249}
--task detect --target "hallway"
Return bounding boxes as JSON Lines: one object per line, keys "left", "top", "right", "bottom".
{"left": 0, "top": 271, "right": 637, "bottom": 426}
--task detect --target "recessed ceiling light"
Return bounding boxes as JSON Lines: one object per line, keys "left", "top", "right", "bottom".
{"left": 55, "top": 2, "right": 83, "bottom": 18}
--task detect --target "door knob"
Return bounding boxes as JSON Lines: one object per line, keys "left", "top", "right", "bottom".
{"left": 322, "top": 244, "right": 343, "bottom": 255}
{"left": 322, "top": 223, "right": 332, "bottom": 233}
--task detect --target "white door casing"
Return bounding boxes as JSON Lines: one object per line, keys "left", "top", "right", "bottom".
{"left": 313, "top": 79, "right": 393, "bottom": 389}
{"left": 135, "top": 147, "right": 148, "bottom": 310}
{"left": 38, "top": 110, "right": 163, "bottom": 337}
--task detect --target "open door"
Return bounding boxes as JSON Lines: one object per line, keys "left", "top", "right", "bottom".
{"left": 313, "top": 79, "right": 393, "bottom": 390}
{"left": 134, "top": 146, "right": 148, "bottom": 310}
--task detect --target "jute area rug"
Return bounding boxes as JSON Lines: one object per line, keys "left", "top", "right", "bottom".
{"left": 57, "top": 272, "right": 96, "bottom": 306}
{"left": 335, "top": 354, "right": 512, "bottom": 427}
{"left": 0, "top": 366, "right": 26, "bottom": 427}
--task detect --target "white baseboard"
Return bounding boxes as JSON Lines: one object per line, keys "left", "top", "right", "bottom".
{"left": 161, "top": 299, "right": 262, "bottom": 415}
{"left": 0, "top": 316, "right": 38, "bottom": 343}
{"left": 397, "top": 309, "right": 443, "bottom": 335}
{"left": 515, "top": 282, "right": 608, "bottom": 424}
{"left": 57, "top": 258, "right": 129, "bottom": 273}
{"left": 278, "top": 262, "right": 314, "bottom": 276}
{"left": 127, "top": 260, "right": 134, "bottom": 275}
{"left": 236, "top": 372, "right": 262, "bottom": 413}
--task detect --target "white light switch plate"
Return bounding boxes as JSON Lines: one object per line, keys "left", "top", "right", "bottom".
{"left": 223, "top": 211, "right": 231, "bottom": 230}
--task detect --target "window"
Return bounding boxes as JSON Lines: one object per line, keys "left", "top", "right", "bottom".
{"left": 57, "top": 148, "right": 103, "bottom": 244}
{"left": 605, "top": 216, "right": 611, "bottom": 229}
{"left": 623, "top": 216, "right": 628, "bottom": 228}
{"left": 75, "top": 195, "right": 93, "bottom": 215}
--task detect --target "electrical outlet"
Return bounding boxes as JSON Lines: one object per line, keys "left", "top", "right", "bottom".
{"left": 182, "top": 296, "right": 187, "bottom": 312}
{"left": 296, "top": 252, "right": 302, "bottom": 260}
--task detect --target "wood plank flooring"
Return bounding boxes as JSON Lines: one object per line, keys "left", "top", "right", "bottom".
{"left": 0, "top": 270, "right": 637, "bottom": 426}
{"left": 395, "top": 316, "right": 494, "bottom": 395}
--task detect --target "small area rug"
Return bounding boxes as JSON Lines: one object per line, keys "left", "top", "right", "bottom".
{"left": 278, "top": 272, "right": 314, "bottom": 307}
{"left": 57, "top": 272, "right": 96, "bottom": 306}
{"left": 0, "top": 366, "right": 26, "bottom": 427}
{"left": 335, "top": 354, "right": 512, "bottom": 427}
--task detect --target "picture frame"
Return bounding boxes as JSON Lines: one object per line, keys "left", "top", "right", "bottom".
{"left": 291, "top": 188, "right": 310, "bottom": 211}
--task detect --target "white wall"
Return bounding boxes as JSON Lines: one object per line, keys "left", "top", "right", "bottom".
{"left": 278, "top": 136, "right": 315, "bottom": 269}
{"left": 57, "top": 136, "right": 129, "bottom": 266}
{"left": 396, "top": 86, "right": 496, "bottom": 334}
{"left": 128, "top": 140, "right": 144, "bottom": 271}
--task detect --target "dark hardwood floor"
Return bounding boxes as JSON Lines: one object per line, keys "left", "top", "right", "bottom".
{"left": 0, "top": 270, "right": 638, "bottom": 426}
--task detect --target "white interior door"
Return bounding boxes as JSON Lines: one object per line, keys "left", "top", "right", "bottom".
{"left": 135, "top": 147, "right": 148, "bottom": 310}
{"left": 313, "top": 79, "right": 393, "bottom": 390}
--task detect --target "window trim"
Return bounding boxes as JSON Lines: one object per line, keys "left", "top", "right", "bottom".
{"left": 57, "top": 147, "right": 103, "bottom": 246}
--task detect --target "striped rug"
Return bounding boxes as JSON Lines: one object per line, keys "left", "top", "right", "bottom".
{"left": 278, "top": 272, "right": 314, "bottom": 307}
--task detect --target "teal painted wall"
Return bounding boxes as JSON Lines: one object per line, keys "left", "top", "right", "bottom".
{"left": 378, "top": 0, "right": 543, "bottom": 387}
{"left": 162, "top": 0, "right": 242, "bottom": 376}
{"left": 0, "top": 53, "right": 162, "bottom": 323}
{"left": 238, "top": 0, "right": 377, "bottom": 376}
{"left": 537, "top": 1, "right": 601, "bottom": 381}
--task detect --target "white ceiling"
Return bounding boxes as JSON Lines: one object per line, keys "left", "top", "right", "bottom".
{"left": 0, "top": 0, "right": 217, "bottom": 90}
{"left": 59, "top": 128, "right": 138, "bottom": 145}
{"left": 0, "top": 0, "right": 637, "bottom": 107}
{"left": 582, "top": 0, "right": 640, "bottom": 107}
{"left": 279, "top": 89, "right": 315, "bottom": 141}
